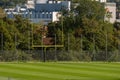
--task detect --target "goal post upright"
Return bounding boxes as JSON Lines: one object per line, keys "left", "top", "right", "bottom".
{"left": 31, "top": 13, "right": 64, "bottom": 62}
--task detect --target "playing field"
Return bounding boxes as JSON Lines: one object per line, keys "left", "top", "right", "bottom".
{"left": 0, "top": 62, "right": 120, "bottom": 80}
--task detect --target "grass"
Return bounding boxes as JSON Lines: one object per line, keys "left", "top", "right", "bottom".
{"left": 0, "top": 62, "right": 120, "bottom": 80}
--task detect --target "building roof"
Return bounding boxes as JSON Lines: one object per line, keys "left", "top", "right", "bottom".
{"left": 35, "top": 3, "right": 62, "bottom": 12}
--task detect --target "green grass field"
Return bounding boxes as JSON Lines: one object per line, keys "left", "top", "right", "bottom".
{"left": 0, "top": 62, "right": 120, "bottom": 80}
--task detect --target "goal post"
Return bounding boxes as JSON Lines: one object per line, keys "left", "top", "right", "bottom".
{"left": 31, "top": 15, "right": 64, "bottom": 62}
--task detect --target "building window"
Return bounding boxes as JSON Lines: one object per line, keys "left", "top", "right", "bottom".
{"left": 35, "top": 13, "right": 37, "bottom": 18}
{"left": 46, "top": 13, "right": 48, "bottom": 18}
{"left": 42, "top": 12, "right": 45, "bottom": 18}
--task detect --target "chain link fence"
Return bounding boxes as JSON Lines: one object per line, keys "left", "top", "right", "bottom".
{"left": 0, "top": 50, "right": 120, "bottom": 62}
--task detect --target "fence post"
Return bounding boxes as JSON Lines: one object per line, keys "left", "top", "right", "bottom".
{"left": 93, "top": 34, "right": 96, "bottom": 61}
{"left": 68, "top": 33, "right": 70, "bottom": 52}
{"left": 1, "top": 33, "right": 3, "bottom": 51}
{"left": 81, "top": 34, "right": 83, "bottom": 53}
{"left": 105, "top": 32, "right": 108, "bottom": 61}
{"left": 55, "top": 34, "right": 57, "bottom": 61}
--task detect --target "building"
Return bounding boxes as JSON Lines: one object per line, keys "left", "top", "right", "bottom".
{"left": 5, "top": 0, "right": 71, "bottom": 25}
{"left": 104, "top": 3, "right": 116, "bottom": 23}
{"left": 95, "top": 0, "right": 107, "bottom": 3}
{"left": 25, "top": 0, "right": 35, "bottom": 9}
{"left": 5, "top": 0, "right": 117, "bottom": 24}
{"left": 93, "top": 0, "right": 116, "bottom": 23}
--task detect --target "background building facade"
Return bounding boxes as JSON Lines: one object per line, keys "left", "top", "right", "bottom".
{"left": 104, "top": 3, "right": 116, "bottom": 23}
{"left": 5, "top": 0, "right": 71, "bottom": 25}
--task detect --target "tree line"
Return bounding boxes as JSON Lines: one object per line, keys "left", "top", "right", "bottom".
{"left": 0, "top": 0, "right": 120, "bottom": 62}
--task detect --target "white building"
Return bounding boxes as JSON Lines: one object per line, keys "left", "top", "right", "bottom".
{"left": 95, "top": 0, "right": 107, "bottom": 3}
{"left": 5, "top": 0, "right": 71, "bottom": 25}
{"left": 92, "top": 0, "right": 106, "bottom": 2}
{"left": 104, "top": 3, "right": 116, "bottom": 23}
{"left": 36, "top": 0, "right": 47, "bottom": 4}
{"left": 6, "top": 0, "right": 117, "bottom": 24}
{"left": 26, "top": 0, "right": 35, "bottom": 9}
{"left": 94, "top": 0, "right": 116, "bottom": 23}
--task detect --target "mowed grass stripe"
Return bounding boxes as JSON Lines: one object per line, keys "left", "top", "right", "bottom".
{"left": 1, "top": 62, "right": 120, "bottom": 71}
{"left": 0, "top": 66, "right": 119, "bottom": 79}
{"left": 0, "top": 68, "right": 68, "bottom": 80}
{"left": 1, "top": 63, "right": 120, "bottom": 75}
{"left": 0, "top": 62, "right": 118, "bottom": 77}
{"left": 2, "top": 62, "right": 120, "bottom": 70}
{"left": 23, "top": 62, "right": 120, "bottom": 67}
{"left": 0, "top": 66, "right": 87, "bottom": 80}
{"left": 15, "top": 62, "right": 120, "bottom": 70}
{"left": 0, "top": 62, "right": 120, "bottom": 80}
{"left": 0, "top": 71, "right": 56, "bottom": 80}
{"left": 0, "top": 65, "right": 89, "bottom": 78}
{"left": 0, "top": 65, "right": 103, "bottom": 80}
{"left": 0, "top": 69, "right": 96, "bottom": 80}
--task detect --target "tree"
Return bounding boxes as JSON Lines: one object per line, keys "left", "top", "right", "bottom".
{"left": 75, "top": 0, "right": 105, "bottom": 21}
{"left": 0, "top": 7, "right": 6, "bottom": 18}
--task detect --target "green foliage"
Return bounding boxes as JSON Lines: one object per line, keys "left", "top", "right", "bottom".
{"left": 76, "top": 0, "right": 105, "bottom": 21}
{"left": 0, "top": 0, "right": 26, "bottom": 8}
{"left": 45, "top": 0, "right": 120, "bottom": 61}
{"left": 0, "top": 7, "right": 6, "bottom": 18}
{"left": 0, "top": 0, "right": 120, "bottom": 62}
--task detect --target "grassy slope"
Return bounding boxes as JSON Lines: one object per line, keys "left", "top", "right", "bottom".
{"left": 0, "top": 62, "right": 120, "bottom": 80}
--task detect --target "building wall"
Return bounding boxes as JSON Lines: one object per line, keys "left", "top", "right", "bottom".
{"left": 5, "top": 0, "right": 71, "bottom": 24}
{"left": 35, "top": 4, "right": 62, "bottom": 12}
{"left": 36, "top": 0, "right": 47, "bottom": 4}
{"left": 93, "top": 0, "right": 107, "bottom": 3}
{"left": 35, "top": 1, "right": 71, "bottom": 12}
{"left": 98, "top": 0, "right": 107, "bottom": 3}
{"left": 104, "top": 3, "right": 116, "bottom": 23}
{"left": 26, "top": 0, "right": 35, "bottom": 9}
{"left": 52, "top": 12, "right": 60, "bottom": 22}
{"left": 61, "top": 1, "right": 71, "bottom": 11}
